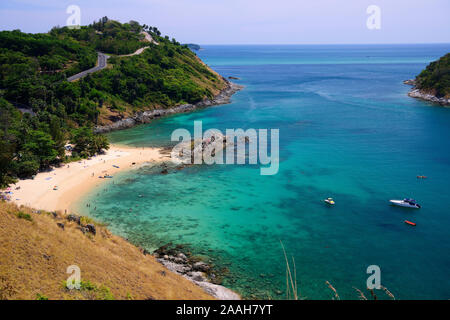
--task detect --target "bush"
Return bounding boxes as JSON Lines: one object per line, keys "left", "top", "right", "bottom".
{"left": 17, "top": 211, "right": 33, "bottom": 221}
{"left": 64, "top": 280, "right": 115, "bottom": 300}
{"left": 36, "top": 293, "right": 49, "bottom": 300}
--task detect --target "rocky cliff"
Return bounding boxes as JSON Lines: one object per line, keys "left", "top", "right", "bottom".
{"left": 404, "top": 79, "right": 450, "bottom": 106}
{"left": 95, "top": 80, "right": 244, "bottom": 134}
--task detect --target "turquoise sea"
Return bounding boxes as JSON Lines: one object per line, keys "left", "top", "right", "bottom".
{"left": 77, "top": 44, "right": 450, "bottom": 299}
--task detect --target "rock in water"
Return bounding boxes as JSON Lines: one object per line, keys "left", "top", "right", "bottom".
{"left": 189, "top": 271, "right": 205, "bottom": 282}
{"left": 193, "top": 262, "right": 210, "bottom": 272}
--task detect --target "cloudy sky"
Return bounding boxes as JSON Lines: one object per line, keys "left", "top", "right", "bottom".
{"left": 1, "top": 0, "right": 449, "bottom": 44}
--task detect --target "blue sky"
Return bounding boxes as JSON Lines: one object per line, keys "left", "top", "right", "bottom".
{"left": 0, "top": 0, "right": 449, "bottom": 44}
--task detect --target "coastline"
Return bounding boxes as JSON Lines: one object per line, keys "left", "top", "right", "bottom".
{"left": 7, "top": 144, "right": 241, "bottom": 300}
{"left": 9, "top": 79, "right": 244, "bottom": 213}
{"left": 404, "top": 79, "right": 450, "bottom": 106}
{"left": 94, "top": 80, "right": 244, "bottom": 133}
{"left": 5, "top": 80, "right": 244, "bottom": 300}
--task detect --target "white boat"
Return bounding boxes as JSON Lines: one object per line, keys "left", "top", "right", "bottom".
{"left": 389, "top": 199, "right": 421, "bottom": 209}
{"left": 324, "top": 198, "right": 335, "bottom": 205}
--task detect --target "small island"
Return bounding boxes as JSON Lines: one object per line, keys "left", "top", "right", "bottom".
{"left": 184, "top": 43, "right": 202, "bottom": 51}
{"left": 405, "top": 53, "right": 450, "bottom": 106}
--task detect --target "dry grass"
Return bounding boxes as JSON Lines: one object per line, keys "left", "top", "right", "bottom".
{"left": 325, "top": 281, "right": 340, "bottom": 300}
{"left": 352, "top": 287, "right": 368, "bottom": 300}
{"left": 380, "top": 285, "right": 395, "bottom": 300}
{"left": 279, "top": 240, "right": 396, "bottom": 301}
{"left": 280, "top": 240, "right": 299, "bottom": 300}
{"left": 0, "top": 201, "right": 213, "bottom": 300}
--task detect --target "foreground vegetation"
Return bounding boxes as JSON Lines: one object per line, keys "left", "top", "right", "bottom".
{"left": 0, "top": 201, "right": 213, "bottom": 300}
{"left": 414, "top": 53, "right": 450, "bottom": 98}
{"left": 0, "top": 17, "right": 226, "bottom": 187}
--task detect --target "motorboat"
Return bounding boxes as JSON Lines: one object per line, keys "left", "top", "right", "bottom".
{"left": 389, "top": 198, "right": 421, "bottom": 209}
{"left": 324, "top": 198, "right": 335, "bottom": 205}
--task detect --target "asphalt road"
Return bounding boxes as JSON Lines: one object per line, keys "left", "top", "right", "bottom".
{"left": 66, "top": 33, "right": 155, "bottom": 82}
{"left": 67, "top": 52, "right": 109, "bottom": 82}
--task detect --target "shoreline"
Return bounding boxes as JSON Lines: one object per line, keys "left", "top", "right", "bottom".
{"left": 404, "top": 79, "right": 450, "bottom": 106}
{"left": 94, "top": 80, "right": 244, "bottom": 133}
{"left": 5, "top": 81, "right": 244, "bottom": 300}
{"left": 7, "top": 144, "right": 240, "bottom": 299}
{"left": 9, "top": 79, "right": 244, "bottom": 214}
{"left": 9, "top": 145, "right": 168, "bottom": 213}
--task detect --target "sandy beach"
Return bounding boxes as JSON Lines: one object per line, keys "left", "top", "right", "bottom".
{"left": 8, "top": 145, "right": 169, "bottom": 213}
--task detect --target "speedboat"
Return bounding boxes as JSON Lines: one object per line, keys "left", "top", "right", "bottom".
{"left": 389, "top": 198, "right": 421, "bottom": 209}
{"left": 324, "top": 198, "right": 335, "bottom": 205}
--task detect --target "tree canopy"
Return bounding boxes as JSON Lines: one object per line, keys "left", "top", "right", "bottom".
{"left": 415, "top": 53, "right": 450, "bottom": 98}
{"left": 0, "top": 18, "right": 226, "bottom": 187}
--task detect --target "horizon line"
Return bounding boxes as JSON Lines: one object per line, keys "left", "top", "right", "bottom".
{"left": 196, "top": 42, "right": 450, "bottom": 46}
{"left": 1, "top": 28, "right": 449, "bottom": 46}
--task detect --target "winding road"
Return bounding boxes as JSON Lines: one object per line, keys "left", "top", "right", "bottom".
{"left": 67, "top": 31, "right": 157, "bottom": 82}
{"left": 67, "top": 52, "right": 110, "bottom": 82}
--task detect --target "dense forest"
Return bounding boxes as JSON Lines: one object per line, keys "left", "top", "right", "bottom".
{"left": 0, "top": 17, "right": 226, "bottom": 187}
{"left": 415, "top": 53, "right": 450, "bottom": 98}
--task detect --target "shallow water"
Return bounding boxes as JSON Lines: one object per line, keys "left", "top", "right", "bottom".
{"left": 77, "top": 44, "right": 450, "bottom": 299}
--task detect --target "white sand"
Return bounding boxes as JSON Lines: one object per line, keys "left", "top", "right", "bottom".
{"left": 8, "top": 145, "right": 168, "bottom": 213}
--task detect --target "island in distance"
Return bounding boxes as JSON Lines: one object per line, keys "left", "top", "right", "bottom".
{"left": 184, "top": 43, "right": 202, "bottom": 51}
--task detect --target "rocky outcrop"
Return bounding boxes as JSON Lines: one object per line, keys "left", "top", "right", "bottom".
{"left": 408, "top": 89, "right": 450, "bottom": 106}
{"left": 157, "top": 257, "right": 240, "bottom": 300}
{"left": 86, "top": 224, "right": 96, "bottom": 235}
{"left": 403, "top": 79, "right": 416, "bottom": 86}
{"left": 94, "top": 81, "right": 244, "bottom": 134}
{"left": 404, "top": 79, "right": 450, "bottom": 106}
{"left": 67, "top": 214, "right": 81, "bottom": 224}
{"left": 153, "top": 244, "right": 240, "bottom": 300}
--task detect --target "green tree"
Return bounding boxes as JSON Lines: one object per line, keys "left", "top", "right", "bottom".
{"left": 0, "top": 135, "right": 16, "bottom": 187}
{"left": 72, "top": 127, "right": 109, "bottom": 157}
{"left": 23, "top": 130, "right": 58, "bottom": 167}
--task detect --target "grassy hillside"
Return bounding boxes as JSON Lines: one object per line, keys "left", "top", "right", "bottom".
{"left": 0, "top": 201, "right": 213, "bottom": 300}
{"left": 0, "top": 17, "right": 227, "bottom": 187}
{"left": 415, "top": 53, "right": 450, "bottom": 98}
